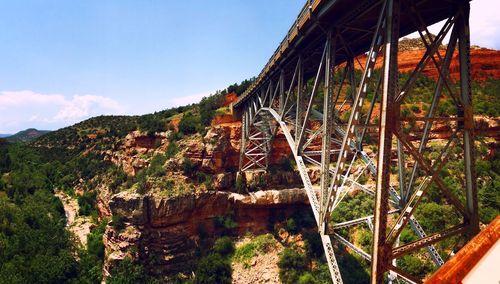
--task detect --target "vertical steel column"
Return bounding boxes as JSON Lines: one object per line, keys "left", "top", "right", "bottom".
{"left": 239, "top": 107, "right": 248, "bottom": 172}
{"left": 260, "top": 87, "right": 266, "bottom": 107}
{"left": 297, "top": 41, "right": 327, "bottom": 151}
{"left": 457, "top": 0, "right": 479, "bottom": 237}
{"left": 320, "top": 32, "right": 335, "bottom": 231}
{"left": 279, "top": 70, "right": 285, "bottom": 113}
{"left": 371, "top": 0, "right": 399, "bottom": 282}
{"left": 295, "top": 56, "right": 304, "bottom": 150}
{"left": 397, "top": 139, "right": 406, "bottom": 204}
{"left": 406, "top": 24, "right": 459, "bottom": 203}
{"left": 348, "top": 57, "right": 356, "bottom": 105}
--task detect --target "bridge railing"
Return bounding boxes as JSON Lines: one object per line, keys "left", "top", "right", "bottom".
{"left": 234, "top": 0, "right": 321, "bottom": 107}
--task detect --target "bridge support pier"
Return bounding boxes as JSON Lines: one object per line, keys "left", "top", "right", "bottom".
{"left": 235, "top": 0, "right": 478, "bottom": 283}
{"left": 371, "top": 0, "right": 400, "bottom": 282}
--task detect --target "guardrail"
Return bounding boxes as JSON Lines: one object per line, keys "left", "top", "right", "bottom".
{"left": 234, "top": 0, "right": 322, "bottom": 107}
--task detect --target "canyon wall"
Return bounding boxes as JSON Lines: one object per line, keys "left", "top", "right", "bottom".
{"left": 103, "top": 189, "right": 309, "bottom": 278}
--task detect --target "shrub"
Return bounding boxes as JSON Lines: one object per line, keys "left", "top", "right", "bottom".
{"left": 179, "top": 112, "right": 200, "bottom": 135}
{"left": 170, "top": 131, "right": 184, "bottom": 141}
{"left": 109, "top": 167, "right": 127, "bottom": 192}
{"left": 285, "top": 218, "right": 298, "bottom": 234}
{"left": 162, "top": 179, "right": 174, "bottom": 189}
{"left": 415, "top": 202, "right": 460, "bottom": 233}
{"left": 136, "top": 179, "right": 149, "bottom": 194}
{"left": 153, "top": 139, "right": 161, "bottom": 148}
{"left": 87, "top": 219, "right": 107, "bottom": 260}
{"left": 165, "top": 142, "right": 178, "bottom": 159}
{"left": 337, "top": 252, "right": 370, "bottom": 284}
{"left": 112, "top": 214, "right": 126, "bottom": 231}
{"left": 212, "top": 237, "right": 235, "bottom": 257}
{"left": 195, "top": 253, "right": 232, "bottom": 284}
{"left": 182, "top": 158, "right": 196, "bottom": 177}
{"left": 148, "top": 154, "right": 167, "bottom": 177}
{"left": 401, "top": 108, "right": 412, "bottom": 117}
{"left": 199, "top": 101, "right": 217, "bottom": 127}
{"left": 473, "top": 79, "right": 500, "bottom": 117}
{"left": 303, "top": 231, "right": 324, "bottom": 259}
{"left": 235, "top": 174, "right": 246, "bottom": 193}
{"left": 257, "top": 175, "right": 266, "bottom": 188}
{"left": 397, "top": 255, "right": 433, "bottom": 279}
{"left": 78, "top": 191, "right": 96, "bottom": 216}
{"left": 357, "top": 229, "right": 372, "bottom": 253}
{"left": 138, "top": 115, "right": 165, "bottom": 136}
{"left": 357, "top": 174, "right": 368, "bottom": 185}
{"left": 297, "top": 272, "right": 315, "bottom": 284}
{"left": 195, "top": 172, "right": 207, "bottom": 183}
{"left": 437, "top": 100, "right": 456, "bottom": 116}
{"left": 214, "top": 214, "right": 238, "bottom": 232}
{"left": 234, "top": 234, "right": 276, "bottom": 267}
{"left": 108, "top": 258, "right": 151, "bottom": 284}
{"left": 203, "top": 175, "right": 214, "bottom": 190}
{"left": 400, "top": 228, "right": 418, "bottom": 244}
{"left": 278, "top": 248, "right": 308, "bottom": 284}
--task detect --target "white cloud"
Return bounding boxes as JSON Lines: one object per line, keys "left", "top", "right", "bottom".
{"left": 171, "top": 92, "right": 211, "bottom": 107}
{"left": 0, "top": 90, "right": 66, "bottom": 107}
{"left": 0, "top": 90, "right": 126, "bottom": 133}
{"left": 405, "top": 0, "right": 500, "bottom": 50}
{"left": 469, "top": 0, "right": 500, "bottom": 49}
{"left": 53, "top": 95, "right": 124, "bottom": 121}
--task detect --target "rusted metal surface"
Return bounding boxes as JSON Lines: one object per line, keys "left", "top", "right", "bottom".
{"left": 237, "top": 0, "right": 479, "bottom": 282}
{"left": 425, "top": 216, "right": 500, "bottom": 284}
{"left": 234, "top": 0, "right": 459, "bottom": 109}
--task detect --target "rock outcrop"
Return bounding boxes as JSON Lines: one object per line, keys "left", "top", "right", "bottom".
{"left": 105, "top": 130, "right": 170, "bottom": 176}
{"left": 103, "top": 189, "right": 309, "bottom": 278}
{"left": 359, "top": 44, "right": 500, "bottom": 81}
{"left": 182, "top": 122, "right": 294, "bottom": 174}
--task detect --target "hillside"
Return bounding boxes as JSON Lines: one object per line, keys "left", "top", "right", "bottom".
{"left": 0, "top": 45, "right": 498, "bottom": 283}
{"left": 356, "top": 37, "right": 500, "bottom": 81}
{"left": 398, "top": 45, "right": 500, "bottom": 81}
{"left": 4, "top": 128, "right": 51, "bottom": 143}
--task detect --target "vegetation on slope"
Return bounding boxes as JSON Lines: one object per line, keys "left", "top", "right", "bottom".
{"left": 4, "top": 128, "right": 51, "bottom": 143}
{"left": 0, "top": 71, "right": 497, "bottom": 283}
{"left": 0, "top": 141, "right": 108, "bottom": 283}
{"left": 0, "top": 79, "right": 255, "bottom": 283}
{"left": 32, "top": 78, "right": 254, "bottom": 153}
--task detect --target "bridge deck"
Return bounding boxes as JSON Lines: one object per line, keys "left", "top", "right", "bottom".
{"left": 234, "top": 0, "right": 460, "bottom": 108}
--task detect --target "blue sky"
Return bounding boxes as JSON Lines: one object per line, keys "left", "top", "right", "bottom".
{"left": 0, "top": 0, "right": 499, "bottom": 133}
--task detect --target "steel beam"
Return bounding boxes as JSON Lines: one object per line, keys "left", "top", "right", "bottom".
{"left": 457, "top": 0, "right": 479, "bottom": 237}
{"left": 371, "top": 0, "right": 399, "bottom": 283}
{"left": 406, "top": 24, "right": 459, "bottom": 202}
{"left": 320, "top": 32, "right": 335, "bottom": 230}
{"left": 295, "top": 56, "right": 304, "bottom": 150}
{"left": 237, "top": 1, "right": 478, "bottom": 283}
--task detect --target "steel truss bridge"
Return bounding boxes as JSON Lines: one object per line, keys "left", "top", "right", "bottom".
{"left": 234, "top": 0, "right": 479, "bottom": 283}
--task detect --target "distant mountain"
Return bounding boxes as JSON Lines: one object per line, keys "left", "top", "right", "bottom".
{"left": 6, "top": 128, "right": 51, "bottom": 143}
{"left": 0, "top": 134, "right": 12, "bottom": 138}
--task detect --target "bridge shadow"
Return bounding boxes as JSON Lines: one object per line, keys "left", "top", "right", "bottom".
{"left": 338, "top": 251, "right": 371, "bottom": 284}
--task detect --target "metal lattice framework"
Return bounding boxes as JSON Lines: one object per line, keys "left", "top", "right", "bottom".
{"left": 235, "top": 0, "right": 479, "bottom": 283}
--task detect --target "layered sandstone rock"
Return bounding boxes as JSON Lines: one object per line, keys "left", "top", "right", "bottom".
{"left": 104, "top": 130, "right": 170, "bottom": 176}
{"left": 361, "top": 45, "right": 500, "bottom": 81}
{"left": 103, "top": 189, "right": 309, "bottom": 277}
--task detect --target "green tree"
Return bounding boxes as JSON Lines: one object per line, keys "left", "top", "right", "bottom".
{"left": 195, "top": 253, "right": 232, "bottom": 284}
{"left": 182, "top": 158, "right": 196, "bottom": 177}
{"left": 212, "top": 237, "right": 235, "bottom": 257}
{"left": 278, "top": 248, "right": 308, "bottom": 284}
{"left": 108, "top": 258, "right": 153, "bottom": 284}
{"left": 179, "top": 112, "right": 201, "bottom": 135}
